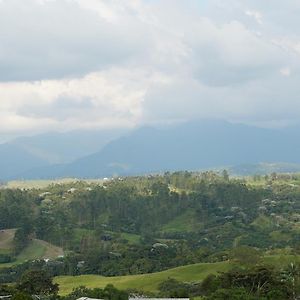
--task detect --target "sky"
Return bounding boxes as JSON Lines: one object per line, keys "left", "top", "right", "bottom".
{"left": 0, "top": 0, "right": 300, "bottom": 138}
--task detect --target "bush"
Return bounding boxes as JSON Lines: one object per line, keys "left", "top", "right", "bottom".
{"left": 0, "top": 254, "right": 13, "bottom": 264}
{"left": 207, "top": 288, "right": 266, "bottom": 300}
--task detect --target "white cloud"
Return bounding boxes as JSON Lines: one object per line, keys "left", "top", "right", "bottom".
{"left": 280, "top": 67, "right": 291, "bottom": 77}
{"left": 0, "top": 0, "right": 300, "bottom": 136}
{"left": 245, "top": 10, "right": 263, "bottom": 25}
{"left": 0, "top": 67, "right": 169, "bottom": 133}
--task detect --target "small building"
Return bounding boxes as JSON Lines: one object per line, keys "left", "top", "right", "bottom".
{"left": 77, "top": 298, "right": 104, "bottom": 300}
{"left": 130, "top": 298, "right": 189, "bottom": 300}
{"left": 39, "top": 192, "right": 52, "bottom": 198}
{"left": 77, "top": 261, "right": 85, "bottom": 268}
{"left": 152, "top": 243, "right": 169, "bottom": 249}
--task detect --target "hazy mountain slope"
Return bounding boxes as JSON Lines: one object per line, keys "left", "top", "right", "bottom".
{"left": 10, "top": 129, "right": 127, "bottom": 164}
{"left": 0, "top": 129, "right": 127, "bottom": 180}
{"left": 21, "top": 120, "right": 300, "bottom": 179}
{"left": 0, "top": 143, "right": 49, "bottom": 180}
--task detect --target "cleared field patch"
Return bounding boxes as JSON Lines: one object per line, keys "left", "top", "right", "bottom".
{"left": 39, "top": 240, "right": 63, "bottom": 258}
{"left": 0, "top": 229, "right": 16, "bottom": 251}
{"left": 161, "top": 210, "right": 202, "bottom": 233}
{"left": 55, "top": 261, "right": 231, "bottom": 295}
{"left": 118, "top": 232, "right": 140, "bottom": 244}
{"left": 18, "top": 239, "right": 63, "bottom": 261}
{"left": 0, "top": 237, "right": 63, "bottom": 268}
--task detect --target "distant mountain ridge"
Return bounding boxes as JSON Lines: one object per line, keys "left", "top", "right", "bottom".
{"left": 229, "top": 162, "right": 300, "bottom": 176}
{"left": 10, "top": 129, "right": 127, "bottom": 164}
{"left": 14, "top": 120, "right": 300, "bottom": 180}
{"left": 0, "top": 143, "right": 48, "bottom": 180}
{"left": 0, "top": 129, "right": 126, "bottom": 180}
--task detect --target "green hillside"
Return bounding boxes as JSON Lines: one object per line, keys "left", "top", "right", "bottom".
{"left": 56, "top": 254, "right": 300, "bottom": 295}
{"left": 161, "top": 210, "right": 202, "bottom": 233}
{"left": 0, "top": 229, "right": 63, "bottom": 268}
{"left": 55, "top": 261, "right": 231, "bottom": 295}
{"left": 3, "top": 172, "right": 300, "bottom": 297}
{"left": 0, "top": 229, "right": 16, "bottom": 253}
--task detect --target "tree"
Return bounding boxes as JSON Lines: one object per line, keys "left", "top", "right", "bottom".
{"left": 11, "top": 292, "right": 32, "bottom": 300}
{"left": 64, "top": 285, "right": 128, "bottom": 300}
{"left": 14, "top": 228, "right": 30, "bottom": 255}
{"left": 222, "top": 170, "right": 229, "bottom": 181}
{"left": 281, "top": 262, "right": 300, "bottom": 300}
{"left": 158, "top": 278, "right": 189, "bottom": 297}
{"left": 230, "top": 246, "right": 262, "bottom": 267}
{"left": 0, "top": 284, "right": 17, "bottom": 296}
{"left": 201, "top": 275, "right": 221, "bottom": 296}
{"left": 17, "top": 270, "right": 59, "bottom": 296}
{"left": 207, "top": 288, "right": 264, "bottom": 300}
{"left": 219, "top": 266, "right": 287, "bottom": 298}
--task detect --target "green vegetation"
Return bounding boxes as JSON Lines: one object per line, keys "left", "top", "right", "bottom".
{"left": 55, "top": 261, "right": 231, "bottom": 295}
{"left": 117, "top": 232, "right": 141, "bottom": 244}
{"left": 17, "top": 240, "right": 63, "bottom": 262}
{"left": 161, "top": 210, "right": 202, "bottom": 233}
{"left": 55, "top": 253, "right": 300, "bottom": 296}
{"left": 0, "top": 229, "right": 63, "bottom": 268}
{"left": 0, "top": 229, "right": 16, "bottom": 251}
{"left": 2, "top": 171, "right": 300, "bottom": 297}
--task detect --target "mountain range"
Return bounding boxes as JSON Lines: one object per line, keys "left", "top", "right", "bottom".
{"left": 2, "top": 120, "right": 300, "bottom": 180}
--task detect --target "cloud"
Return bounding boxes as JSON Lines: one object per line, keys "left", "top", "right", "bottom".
{"left": 245, "top": 10, "right": 263, "bottom": 25}
{"left": 0, "top": 0, "right": 147, "bottom": 81}
{"left": 0, "top": 0, "right": 300, "bottom": 136}
{"left": 280, "top": 67, "right": 291, "bottom": 77}
{"left": 0, "top": 67, "right": 168, "bottom": 133}
{"left": 143, "top": 68, "right": 300, "bottom": 127}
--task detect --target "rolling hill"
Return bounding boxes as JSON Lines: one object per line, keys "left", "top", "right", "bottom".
{"left": 55, "top": 254, "right": 300, "bottom": 295}
{"left": 55, "top": 261, "right": 231, "bottom": 295}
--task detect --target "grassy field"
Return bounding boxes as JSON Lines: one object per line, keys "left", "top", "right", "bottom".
{"left": 0, "top": 229, "right": 16, "bottom": 252}
{"left": 161, "top": 210, "right": 202, "bottom": 233}
{"left": 0, "top": 239, "right": 63, "bottom": 268}
{"left": 0, "top": 229, "right": 63, "bottom": 268}
{"left": 118, "top": 232, "right": 141, "bottom": 244}
{"left": 55, "top": 261, "right": 231, "bottom": 295}
{"left": 55, "top": 254, "right": 300, "bottom": 295}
